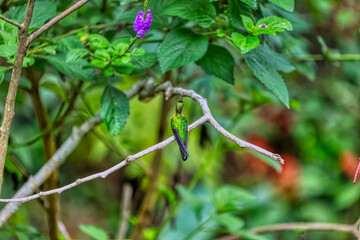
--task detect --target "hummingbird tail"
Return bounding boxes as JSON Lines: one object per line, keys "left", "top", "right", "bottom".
{"left": 180, "top": 150, "right": 189, "bottom": 161}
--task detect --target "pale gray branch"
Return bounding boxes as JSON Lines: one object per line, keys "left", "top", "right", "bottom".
{"left": 116, "top": 183, "right": 133, "bottom": 239}
{"left": 0, "top": 85, "right": 283, "bottom": 209}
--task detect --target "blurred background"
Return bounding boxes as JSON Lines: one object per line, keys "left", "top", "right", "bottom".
{"left": 0, "top": 0, "right": 359, "bottom": 239}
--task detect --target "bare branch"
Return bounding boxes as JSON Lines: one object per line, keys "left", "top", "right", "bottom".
{"left": 27, "top": 0, "right": 92, "bottom": 46}
{"left": 251, "top": 222, "right": 360, "bottom": 238}
{"left": 217, "top": 222, "right": 360, "bottom": 240}
{"left": 0, "top": 85, "right": 283, "bottom": 207}
{"left": 116, "top": 183, "right": 133, "bottom": 239}
{"left": 0, "top": 15, "right": 23, "bottom": 29}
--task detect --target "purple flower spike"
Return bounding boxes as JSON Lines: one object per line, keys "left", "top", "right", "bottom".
{"left": 133, "top": 9, "right": 152, "bottom": 38}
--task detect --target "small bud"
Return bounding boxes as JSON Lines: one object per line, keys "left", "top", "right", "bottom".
{"left": 259, "top": 24, "right": 268, "bottom": 28}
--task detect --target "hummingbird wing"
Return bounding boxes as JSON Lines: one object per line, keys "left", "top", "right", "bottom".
{"left": 172, "top": 128, "right": 189, "bottom": 161}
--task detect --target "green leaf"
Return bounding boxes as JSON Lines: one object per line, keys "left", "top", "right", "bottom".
{"left": 241, "top": 15, "right": 256, "bottom": 32}
{"left": 100, "top": 86, "right": 130, "bottom": 135}
{"left": 259, "top": 44, "right": 295, "bottom": 73}
{"left": 163, "top": 0, "right": 216, "bottom": 28}
{"left": 111, "top": 39, "right": 130, "bottom": 56}
{"left": 131, "top": 48, "right": 145, "bottom": 56}
{"left": 245, "top": 44, "right": 292, "bottom": 107}
{"left": 0, "top": 29, "right": 17, "bottom": 44}
{"left": 177, "top": 185, "right": 204, "bottom": 214}
{"left": 0, "top": 44, "right": 17, "bottom": 57}
{"left": 88, "top": 34, "right": 110, "bottom": 49}
{"left": 253, "top": 16, "right": 293, "bottom": 35}
{"left": 5, "top": 1, "right": 57, "bottom": 29}
{"left": 226, "top": 0, "right": 253, "bottom": 29}
{"left": 214, "top": 185, "right": 255, "bottom": 213}
{"left": 66, "top": 49, "right": 89, "bottom": 63}
{"left": 196, "top": 45, "right": 235, "bottom": 84}
{"left": 79, "top": 225, "right": 109, "bottom": 240}
{"left": 213, "top": 213, "right": 244, "bottom": 233}
{"left": 0, "top": 66, "right": 7, "bottom": 84}
{"left": 91, "top": 59, "right": 106, "bottom": 69}
{"left": 269, "top": 0, "right": 295, "bottom": 12}
{"left": 45, "top": 53, "right": 96, "bottom": 82}
{"left": 29, "top": 1, "right": 57, "bottom": 28}
{"left": 94, "top": 49, "right": 110, "bottom": 60}
{"left": 231, "top": 33, "right": 260, "bottom": 54}
{"left": 158, "top": 29, "right": 208, "bottom": 73}
{"left": 240, "top": 0, "right": 257, "bottom": 9}
{"left": 132, "top": 52, "right": 157, "bottom": 69}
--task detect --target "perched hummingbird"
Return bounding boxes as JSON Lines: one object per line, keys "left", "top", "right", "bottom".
{"left": 170, "top": 97, "right": 189, "bottom": 161}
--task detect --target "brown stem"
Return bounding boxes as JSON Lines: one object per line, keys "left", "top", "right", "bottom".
{"left": 0, "top": 15, "right": 22, "bottom": 29}
{"left": 131, "top": 96, "right": 172, "bottom": 240}
{"left": 0, "top": 0, "right": 36, "bottom": 195}
{"left": 27, "top": 66, "right": 60, "bottom": 240}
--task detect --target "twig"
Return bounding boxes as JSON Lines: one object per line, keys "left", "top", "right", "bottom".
{"left": 116, "top": 183, "right": 133, "bottom": 239}
{"left": 0, "top": 15, "right": 22, "bottom": 29}
{"left": 0, "top": 0, "right": 36, "bottom": 195}
{"left": 217, "top": 222, "right": 360, "bottom": 240}
{"left": 26, "top": 0, "right": 92, "bottom": 46}
{"left": 292, "top": 53, "right": 360, "bottom": 61}
{"left": 0, "top": 86, "right": 283, "bottom": 205}
{"left": 0, "top": 79, "right": 147, "bottom": 225}
{"left": 250, "top": 222, "right": 357, "bottom": 235}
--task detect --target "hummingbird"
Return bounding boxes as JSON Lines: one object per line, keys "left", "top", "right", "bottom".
{"left": 170, "top": 97, "right": 189, "bottom": 161}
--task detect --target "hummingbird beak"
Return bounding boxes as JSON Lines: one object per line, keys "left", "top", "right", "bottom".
{"left": 179, "top": 96, "right": 183, "bottom": 102}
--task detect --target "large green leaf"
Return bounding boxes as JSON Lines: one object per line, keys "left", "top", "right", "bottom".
{"left": 240, "top": 0, "right": 257, "bottom": 9}
{"left": 269, "top": 0, "right": 295, "bottom": 12}
{"left": 213, "top": 213, "right": 244, "bottom": 233}
{"left": 196, "top": 45, "right": 235, "bottom": 84}
{"left": 245, "top": 44, "right": 294, "bottom": 107}
{"left": 100, "top": 86, "right": 130, "bottom": 135}
{"left": 45, "top": 53, "right": 96, "bottom": 82}
{"left": 214, "top": 185, "right": 255, "bottom": 213}
{"left": 163, "top": 0, "right": 216, "bottom": 28}
{"left": 158, "top": 29, "right": 208, "bottom": 73}
{"left": 132, "top": 52, "right": 158, "bottom": 69}
{"left": 79, "top": 225, "right": 109, "bottom": 240}
{"left": 227, "top": 0, "right": 253, "bottom": 29}
{"left": 0, "top": 44, "right": 17, "bottom": 57}
{"left": 5, "top": 0, "right": 57, "bottom": 29}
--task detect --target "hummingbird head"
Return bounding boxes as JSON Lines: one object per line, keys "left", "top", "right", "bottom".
{"left": 175, "top": 97, "right": 184, "bottom": 114}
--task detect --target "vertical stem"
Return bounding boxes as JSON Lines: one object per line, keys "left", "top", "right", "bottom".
{"left": 131, "top": 96, "right": 172, "bottom": 239}
{"left": 27, "top": 67, "right": 60, "bottom": 240}
{"left": 0, "top": 0, "right": 36, "bottom": 195}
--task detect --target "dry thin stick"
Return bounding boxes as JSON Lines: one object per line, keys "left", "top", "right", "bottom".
{"left": 26, "top": 0, "right": 92, "bottom": 46}
{"left": 353, "top": 158, "right": 360, "bottom": 184}
{"left": 0, "top": 0, "right": 36, "bottom": 195}
{"left": 0, "top": 15, "right": 23, "bottom": 29}
{"left": 116, "top": 183, "right": 133, "bottom": 239}
{"left": 217, "top": 222, "right": 360, "bottom": 240}
{"left": 0, "top": 86, "right": 283, "bottom": 205}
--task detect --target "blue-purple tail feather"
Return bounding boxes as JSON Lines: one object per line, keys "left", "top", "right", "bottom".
{"left": 172, "top": 128, "right": 189, "bottom": 161}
